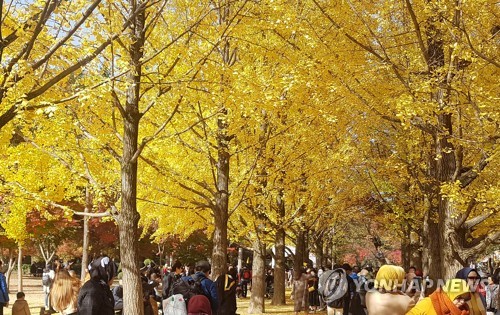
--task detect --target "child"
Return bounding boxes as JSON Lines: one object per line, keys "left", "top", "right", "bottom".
{"left": 12, "top": 291, "right": 31, "bottom": 315}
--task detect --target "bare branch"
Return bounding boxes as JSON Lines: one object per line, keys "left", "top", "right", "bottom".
{"left": 178, "top": 182, "right": 215, "bottom": 209}
{"left": 464, "top": 209, "right": 498, "bottom": 230}
{"left": 32, "top": 0, "right": 102, "bottom": 70}
{"left": 404, "top": 0, "right": 429, "bottom": 64}
{"left": 450, "top": 230, "right": 500, "bottom": 261}
{"left": 461, "top": 22, "right": 500, "bottom": 68}
{"left": 111, "top": 88, "right": 126, "bottom": 118}
{"left": 131, "top": 95, "right": 183, "bottom": 163}
{"left": 10, "top": 181, "right": 112, "bottom": 218}
{"left": 458, "top": 154, "right": 489, "bottom": 188}
{"left": 455, "top": 195, "right": 477, "bottom": 228}
{"left": 312, "top": 0, "right": 386, "bottom": 62}
{"left": 23, "top": 0, "right": 149, "bottom": 101}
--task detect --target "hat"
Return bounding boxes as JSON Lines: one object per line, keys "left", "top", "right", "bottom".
{"left": 89, "top": 256, "right": 117, "bottom": 283}
{"left": 195, "top": 260, "right": 211, "bottom": 272}
{"left": 375, "top": 265, "right": 405, "bottom": 291}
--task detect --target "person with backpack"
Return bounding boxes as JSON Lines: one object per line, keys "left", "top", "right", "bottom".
{"left": 175, "top": 260, "right": 218, "bottom": 314}
{"left": 42, "top": 263, "right": 55, "bottom": 311}
{"left": 365, "top": 264, "right": 417, "bottom": 315}
{"left": 163, "top": 260, "right": 184, "bottom": 299}
{"left": 77, "top": 256, "right": 117, "bottom": 315}
{"left": 239, "top": 267, "right": 251, "bottom": 298}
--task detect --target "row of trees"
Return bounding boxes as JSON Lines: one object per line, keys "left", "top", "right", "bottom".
{"left": 0, "top": 0, "right": 498, "bottom": 313}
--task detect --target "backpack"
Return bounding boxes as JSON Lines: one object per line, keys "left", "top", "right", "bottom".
{"left": 172, "top": 275, "right": 205, "bottom": 303}
{"left": 42, "top": 270, "right": 52, "bottom": 286}
{"left": 242, "top": 270, "right": 251, "bottom": 280}
{"left": 163, "top": 294, "right": 187, "bottom": 315}
{"left": 319, "top": 268, "right": 349, "bottom": 307}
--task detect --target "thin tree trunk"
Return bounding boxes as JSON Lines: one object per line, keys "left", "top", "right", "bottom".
{"left": 81, "top": 186, "right": 91, "bottom": 282}
{"left": 212, "top": 107, "right": 230, "bottom": 278}
{"left": 5, "top": 248, "right": 15, "bottom": 291}
{"left": 401, "top": 223, "right": 411, "bottom": 270}
{"left": 248, "top": 239, "right": 266, "bottom": 314}
{"left": 17, "top": 245, "right": 22, "bottom": 292}
{"left": 237, "top": 247, "right": 243, "bottom": 273}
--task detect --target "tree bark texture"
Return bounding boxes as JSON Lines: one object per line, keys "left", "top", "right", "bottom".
{"left": 117, "top": 2, "right": 145, "bottom": 314}
{"left": 294, "top": 228, "right": 306, "bottom": 272}
{"left": 212, "top": 108, "right": 230, "bottom": 278}
{"left": 272, "top": 224, "right": 286, "bottom": 305}
{"left": 272, "top": 186, "right": 286, "bottom": 305}
{"left": 423, "top": 3, "right": 465, "bottom": 281}
{"left": 81, "top": 187, "right": 91, "bottom": 282}
{"left": 248, "top": 239, "right": 266, "bottom": 314}
{"left": 17, "top": 245, "right": 22, "bottom": 292}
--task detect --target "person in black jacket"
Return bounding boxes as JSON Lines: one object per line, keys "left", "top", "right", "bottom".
{"left": 216, "top": 266, "right": 238, "bottom": 315}
{"left": 162, "top": 260, "right": 184, "bottom": 299}
{"left": 77, "top": 256, "right": 117, "bottom": 315}
{"left": 112, "top": 284, "right": 123, "bottom": 314}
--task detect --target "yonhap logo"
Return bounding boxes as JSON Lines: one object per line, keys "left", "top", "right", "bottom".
{"left": 319, "top": 269, "right": 349, "bottom": 303}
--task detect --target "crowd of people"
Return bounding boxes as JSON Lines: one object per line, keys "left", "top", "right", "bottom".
{"left": 3, "top": 256, "right": 243, "bottom": 315}
{"left": 289, "top": 263, "right": 500, "bottom": 315}
{"left": 1, "top": 256, "right": 499, "bottom": 315}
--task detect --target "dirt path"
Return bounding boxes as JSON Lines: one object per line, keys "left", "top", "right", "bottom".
{"left": 5, "top": 273, "right": 46, "bottom": 314}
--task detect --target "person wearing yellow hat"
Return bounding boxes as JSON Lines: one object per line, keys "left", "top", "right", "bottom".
{"left": 365, "top": 265, "right": 418, "bottom": 315}
{"left": 407, "top": 279, "right": 471, "bottom": 315}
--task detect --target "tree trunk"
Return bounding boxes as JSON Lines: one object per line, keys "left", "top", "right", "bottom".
{"left": 118, "top": 100, "right": 143, "bottom": 315}
{"left": 117, "top": 2, "right": 146, "bottom": 314}
{"left": 410, "top": 231, "right": 423, "bottom": 270}
{"left": 211, "top": 0, "right": 234, "bottom": 278}
{"left": 294, "top": 228, "right": 306, "bottom": 272}
{"left": 237, "top": 247, "right": 243, "bottom": 273}
{"left": 81, "top": 186, "right": 91, "bottom": 282}
{"left": 272, "top": 225, "right": 286, "bottom": 305}
{"left": 17, "top": 245, "right": 22, "bottom": 292}
{"left": 212, "top": 107, "right": 230, "bottom": 278}
{"left": 5, "top": 249, "right": 15, "bottom": 290}
{"left": 313, "top": 234, "right": 324, "bottom": 269}
{"left": 272, "top": 188, "right": 286, "bottom": 305}
{"left": 422, "top": 3, "right": 464, "bottom": 282}
{"left": 401, "top": 223, "right": 411, "bottom": 270}
{"left": 248, "top": 240, "right": 266, "bottom": 314}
